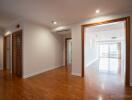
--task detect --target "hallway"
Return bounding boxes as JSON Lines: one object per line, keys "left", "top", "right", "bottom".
{"left": 0, "top": 67, "right": 132, "bottom": 100}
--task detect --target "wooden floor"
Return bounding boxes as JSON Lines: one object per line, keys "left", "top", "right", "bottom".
{"left": 0, "top": 67, "right": 132, "bottom": 100}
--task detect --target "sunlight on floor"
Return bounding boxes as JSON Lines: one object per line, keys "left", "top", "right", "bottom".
{"left": 99, "top": 58, "right": 120, "bottom": 74}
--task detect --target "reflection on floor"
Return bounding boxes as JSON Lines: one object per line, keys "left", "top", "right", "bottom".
{"left": 85, "top": 59, "right": 131, "bottom": 99}
{"left": 67, "top": 64, "right": 72, "bottom": 73}
{"left": 85, "top": 59, "right": 123, "bottom": 87}
{"left": 99, "top": 58, "right": 121, "bottom": 74}
{"left": 0, "top": 67, "right": 132, "bottom": 100}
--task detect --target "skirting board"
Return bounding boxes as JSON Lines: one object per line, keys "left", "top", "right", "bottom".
{"left": 72, "top": 72, "right": 81, "bottom": 77}
{"left": 23, "top": 65, "right": 63, "bottom": 79}
{"left": 86, "top": 58, "right": 98, "bottom": 67}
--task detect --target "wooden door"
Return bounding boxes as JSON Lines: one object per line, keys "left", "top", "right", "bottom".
{"left": 3, "top": 35, "right": 11, "bottom": 71}
{"left": 12, "top": 30, "right": 23, "bottom": 77}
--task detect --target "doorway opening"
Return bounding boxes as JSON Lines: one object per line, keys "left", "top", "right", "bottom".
{"left": 3, "top": 30, "right": 23, "bottom": 77}
{"left": 82, "top": 17, "right": 130, "bottom": 86}
{"left": 65, "top": 38, "right": 72, "bottom": 73}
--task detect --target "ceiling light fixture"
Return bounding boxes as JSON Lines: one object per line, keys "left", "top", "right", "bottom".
{"left": 96, "top": 9, "right": 100, "bottom": 14}
{"left": 52, "top": 21, "right": 57, "bottom": 25}
{"left": 5, "top": 31, "right": 11, "bottom": 36}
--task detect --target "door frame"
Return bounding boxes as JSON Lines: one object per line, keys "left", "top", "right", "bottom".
{"left": 81, "top": 17, "right": 130, "bottom": 86}
{"left": 3, "top": 36, "right": 7, "bottom": 70}
{"left": 65, "top": 38, "right": 72, "bottom": 67}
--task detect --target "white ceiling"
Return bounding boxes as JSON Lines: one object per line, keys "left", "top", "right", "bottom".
{"left": 0, "top": 27, "right": 4, "bottom": 35}
{"left": 0, "top": 0, "right": 132, "bottom": 29}
{"left": 85, "top": 21, "right": 125, "bottom": 41}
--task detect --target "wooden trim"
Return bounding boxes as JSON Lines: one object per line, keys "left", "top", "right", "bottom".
{"left": 81, "top": 26, "right": 85, "bottom": 77}
{"left": 3, "top": 36, "right": 7, "bottom": 70}
{"left": 81, "top": 17, "right": 131, "bottom": 87}
{"left": 125, "top": 17, "right": 130, "bottom": 86}
{"left": 65, "top": 38, "right": 72, "bottom": 67}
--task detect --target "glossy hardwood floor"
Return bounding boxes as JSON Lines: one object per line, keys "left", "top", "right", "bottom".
{"left": 0, "top": 67, "right": 132, "bottom": 100}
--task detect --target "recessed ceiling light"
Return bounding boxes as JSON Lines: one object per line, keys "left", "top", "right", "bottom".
{"left": 5, "top": 31, "right": 11, "bottom": 36}
{"left": 96, "top": 9, "right": 100, "bottom": 14}
{"left": 52, "top": 21, "right": 57, "bottom": 25}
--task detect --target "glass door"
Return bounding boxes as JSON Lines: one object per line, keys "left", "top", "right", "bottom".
{"left": 99, "top": 43, "right": 121, "bottom": 74}
{"left": 109, "top": 44, "right": 120, "bottom": 74}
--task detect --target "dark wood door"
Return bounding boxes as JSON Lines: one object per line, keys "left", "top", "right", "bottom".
{"left": 3, "top": 35, "right": 11, "bottom": 71}
{"left": 12, "top": 30, "right": 23, "bottom": 77}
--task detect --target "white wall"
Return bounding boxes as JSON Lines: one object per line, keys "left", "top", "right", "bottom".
{"left": 121, "top": 40, "right": 126, "bottom": 82}
{"left": 71, "top": 24, "right": 82, "bottom": 76}
{"left": 71, "top": 12, "right": 132, "bottom": 85}
{"left": 85, "top": 32, "right": 98, "bottom": 67}
{"left": 4, "top": 20, "right": 64, "bottom": 78}
{"left": 0, "top": 33, "right": 3, "bottom": 70}
{"left": 23, "top": 21, "right": 64, "bottom": 78}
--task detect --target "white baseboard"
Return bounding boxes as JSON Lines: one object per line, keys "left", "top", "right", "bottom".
{"left": 23, "top": 65, "right": 63, "bottom": 79}
{"left": 86, "top": 58, "right": 98, "bottom": 67}
{"left": 72, "top": 72, "right": 81, "bottom": 77}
